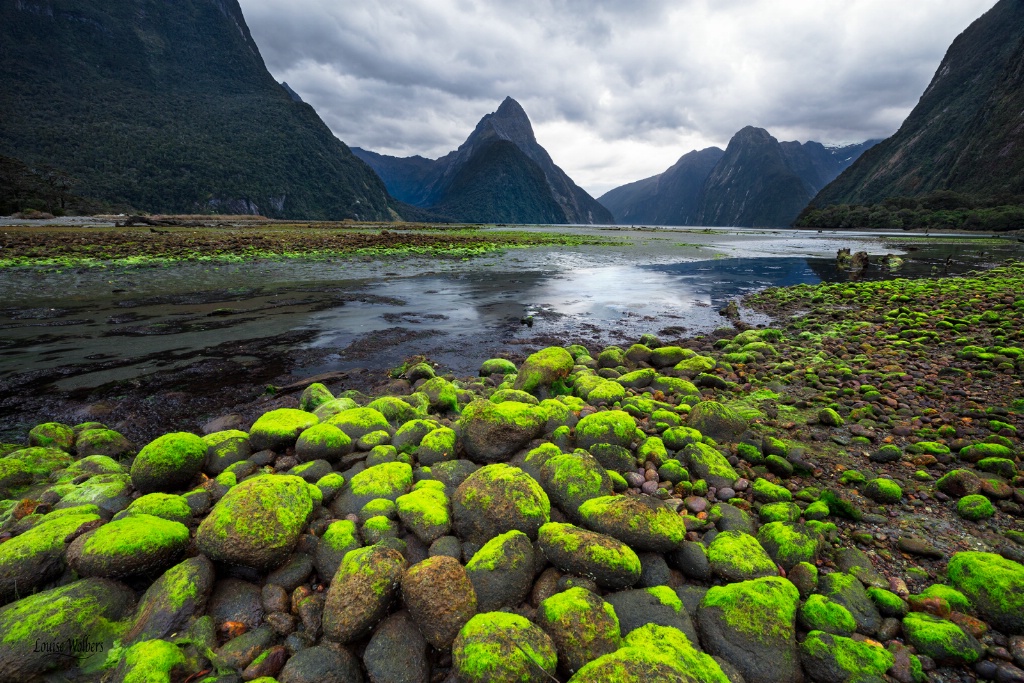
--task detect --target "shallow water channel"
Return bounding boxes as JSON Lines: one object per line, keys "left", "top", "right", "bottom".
{"left": 1, "top": 227, "right": 1021, "bottom": 405}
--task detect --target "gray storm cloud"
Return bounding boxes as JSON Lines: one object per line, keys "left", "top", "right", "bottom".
{"left": 238, "top": 0, "right": 996, "bottom": 195}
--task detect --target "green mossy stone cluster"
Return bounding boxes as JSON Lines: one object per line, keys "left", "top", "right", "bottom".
{"left": 707, "top": 530, "right": 778, "bottom": 581}
{"left": 800, "top": 630, "right": 893, "bottom": 682}
{"left": 570, "top": 624, "right": 729, "bottom": 682}
{"left": 947, "top": 551, "right": 1024, "bottom": 634}
{"left": 453, "top": 463, "right": 551, "bottom": 544}
{"left": 118, "top": 492, "right": 192, "bottom": 524}
{"left": 902, "top": 612, "right": 983, "bottom": 665}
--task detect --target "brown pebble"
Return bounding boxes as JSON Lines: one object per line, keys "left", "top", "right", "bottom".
{"left": 242, "top": 645, "right": 288, "bottom": 681}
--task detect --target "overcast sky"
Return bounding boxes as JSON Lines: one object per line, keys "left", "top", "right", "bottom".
{"left": 239, "top": 0, "right": 995, "bottom": 197}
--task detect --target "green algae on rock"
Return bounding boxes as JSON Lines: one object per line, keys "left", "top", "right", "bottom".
{"left": 130, "top": 432, "right": 207, "bottom": 493}
{"left": 323, "top": 544, "right": 408, "bottom": 643}
{"left": 798, "top": 594, "right": 857, "bottom": 637}
{"left": 465, "top": 529, "right": 536, "bottom": 612}
{"left": 574, "top": 410, "right": 639, "bottom": 450}
{"left": 707, "top": 530, "right": 778, "bottom": 581}
{"left": 67, "top": 513, "right": 189, "bottom": 579}
{"left": 452, "top": 463, "right": 551, "bottom": 544}
{"left": 956, "top": 493, "right": 995, "bottom": 521}
{"left": 902, "top": 612, "right": 983, "bottom": 665}
{"left": 540, "top": 452, "right": 614, "bottom": 523}
{"left": 537, "top": 586, "right": 621, "bottom": 676}
{"left": 249, "top": 408, "right": 320, "bottom": 451}
{"left": 452, "top": 611, "right": 558, "bottom": 683}
{"left": 570, "top": 623, "right": 729, "bottom": 683}
{"left": 577, "top": 494, "right": 686, "bottom": 552}
{"left": 537, "top": 521, "right": 641, "bottom": 590}
{"left": 800, "top": 630, "right": 893, "bottom": 683}
{"left": 757, "top": 521, "right": 822, "bottom": 570}
{"left": 196, "top": 474, "right": 314, "bottom": 570}
{"left": 457, "top": 399, "right": 547, "bottom": 463}
{"left": 947, "top": 551, "right": 1024, "bottom": 634}
{"left": 513, "top": 346, "right": 574, "bottom": 395}
{"left": 117, "top": 492, "right": 192, "bottom": 524}
{"left": 0, "top": 511, "right": 100, "bottom": 603}
{"left": 396, "top": 485, "right": 451, "bottom": 543}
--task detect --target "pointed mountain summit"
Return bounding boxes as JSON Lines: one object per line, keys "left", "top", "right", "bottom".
{"left": 812, "top": 0, "right": 1024, "bottom": 206}
{"left": 598, "top": 128, "right": 875, "bottom": 227}
{"left": 0, "top": 0, "right": 393, "bottom": 219}
{"left": 354, "top": 98, "right": 612, "bottom": 224}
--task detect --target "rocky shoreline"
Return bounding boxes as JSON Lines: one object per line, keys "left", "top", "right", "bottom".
{"left": 1, "top": 262, "right": 1023, "bottom": 682}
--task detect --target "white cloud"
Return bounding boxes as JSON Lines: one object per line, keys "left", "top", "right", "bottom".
{"left": 239, "top": 0, "right": 996, "bottom": 196}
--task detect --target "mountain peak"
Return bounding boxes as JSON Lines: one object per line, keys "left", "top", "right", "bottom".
{"left": 495, "top": 96, "right": 528, "bottom": 119}
{"left": 476, "top": 97, "right": 535, "bottom": 146}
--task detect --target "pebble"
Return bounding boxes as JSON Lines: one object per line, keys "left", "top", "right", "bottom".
{"left": 1009, "top": 636, "right": 1024, "bottom": 668}
{"left": 733, "top": 478, "right": 749, "bottom": 491}
{"left": 998, "top": 663, "right": 1024, "bottom": 683}
{"left": 978, "top": 660, "right": 1000, "bottom": 680}
{"left": 625, "top": 472, "right": 645, "bottom": 488}
{"left": 717, "top": 488, "right": 735, "bottom": 501}
{"left": 685, "top": 496, "right": 708, "bottom": 514}
{"left": 641, "top": 481, "right": 660, "bottom": 495}
{"left": 897, "top": 536, "right": 944, "bottom": 559}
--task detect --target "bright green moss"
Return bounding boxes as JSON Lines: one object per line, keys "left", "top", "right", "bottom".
{"left": 321, "top": 519, "right": 358, "bottom": 551}
{"left": 902, "top": 612, "right": 981, "bottom": 664}
{"left": 396, "top": 486, "right": 449, "bottom": 527}
{"left": 839, "top": 469, "right": 866, "bottom": 486}
{"left": 5, "top": 447, "right": 74, "bottom": 480}
{"left": 0, "top": 513, "right": 99, "bottom": 599}
{"left": 957, "top": 494, "right": 995, "bottom": 521}
{"left": 29, "top": 422, "right": 75, "bottom": 451}
{"left": 349, "top": 462, "right": 414, "bottom": 498}
{"left": 686, "top": 442, "right": 739, "bottom": 481}
{"left": 575, "top": 410, "right": 638, "bottom": 449}
{"left": 801, "top": 631, "right": 893, "bottom": 679}
{"left": 947, "top": 552, "right": 1024, "bottom": 634}
{"left": 959, "top": 442, "right": 1013, "bottom": 462}
{"left": 646, "top": 586, "right": 682, "bottom": 612}
{"left": 250, "top": 408, "right": 319, "bottom": 447}
{"left": 756, "top": 521, "right": 820, "bottom": 568}
{"left": 707, "top": 531, "right": 777, "bottom": 580}
{"left": 863, "top": 478, "right": 903, "bottom": 504}
{"left": 700, "top": 577, "right": 799, "bottom": 642}
{"left": 544, "top": 454, "right": 608, "bottom": 503}
{"left": 799, "top": 594, "right": 856, "bottom": 636}
{"left": 453, "top": 612, "right": 558, "bottom": 682}
{"left": 588, "top": 381, "right": 626, "bottom": 405}
{"left": 513, "top": 347, "right": 574, "bottom": 395}
{"left": 804, "top": 500, "right": 830, "bottom": 520}
{"left": 759, "top": 502, "right": 800, "bottom": 523}
{"left": 752, "top": 477, "right": 792, "bottom": 502}
{"left": 121, "top": 638, "right": 186, "bottom": 683}
{"left": 122, "top": 493, "right": 191, "bottom": 524}
{"left": 587, "top": 540, "right": 641, "bottom": 574}
{"left": 214, "top": 471, "right": 236, "bottom": 487}
{"left": 577, "top": 495, "right": 686, "bottom": 547}
{"left": 81, "top": 514, "right": 189, "bottom": 560}
{"left": 866, "top": 587, "right": 908, "bottom": 618}
{"left": 917, "top": 584, "right": 971, "bottom": 613}
{"left": 467, "top": 530, "right": 529, "bottom": 572}
{"left": 361, "top": 498, "right": 397, "bottom": 519}
{"left": 469, "top": 464, "right": 551, "bottom": 521}
{"left": 480, "top": 358, "right": 518, "bottom": 376}
{"left": 637, "top": 436, "right": 668, "bottom": 465}
{"left": 326, "top": 407, "right": 390, "bottom": 439}
{"left": 299, "top": 382, "right": 334, "bottom": 412}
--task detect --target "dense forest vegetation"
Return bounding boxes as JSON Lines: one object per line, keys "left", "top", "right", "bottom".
{"left": 796, "top": 191, "right": 1024, "bottom": 231}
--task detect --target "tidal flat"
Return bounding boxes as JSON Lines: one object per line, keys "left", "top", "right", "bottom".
{"left": 1, "top": 222, "right": 1023, "bottom": 682}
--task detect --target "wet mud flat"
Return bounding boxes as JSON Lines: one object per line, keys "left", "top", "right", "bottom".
{"left": 0, "top": 224, "right": 1021, "bottom": 443}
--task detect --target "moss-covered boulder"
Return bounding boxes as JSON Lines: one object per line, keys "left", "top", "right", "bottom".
{"left": 0, "top": 511, "right": 100, "bottom": 603}
{"left": 798, "top": 594, "right": 857, "bottom": 637}
{"left": 6, "top": 446, "right": 74, "bottom": 481}
{"left": 687, "top": 401, "right": 747, "bottom": 441}
{"left": 575, "top": 410, "right": 638, "bottom": 450}
{"left": 863, "top": 477, "right": 903, "bottom": 504}
{"left": 568, "top": 623, "right": 729, "bottom": 682}
{"left": 299, "top": 381, "right": 334, "bottom": 412}
{"left": 959, "top": 442, "right": 1014, "bottom": 463}
{"left": 577, "top": 494, "right": 686, "bottom": 552}
{"left": 757, "top": 522, "right": 822, "bottom": 570}
{"left": 947, "top": 551, "right": 1024, "bottom": 634}
{"left": 465, "top": 530, "right": 536, "bottom": 612}
{"left": 0, "top": 578, "right": 136, "bottom": 681}
{"left": 202, "top": 430, "right": 251, "bottom": 475}
{"left": 452, "top": 611, "right": 558, "bottom": 683}
{"left": 457, "top": 399, "right": 547, "bottom": 464}
{"left": 513, "top": 347, "right": 574, "bottom": 395}
{"left": 323, "top": 544, "right": 408, "bottom": 643}
{"left": 818, "top": 407, "right": 845, "bottom": 427}
{"left": 540, "top": 452, "right": 613, "bottom": 522}
{"left": 957, "top": 493, "right": 995, "bottom": 520}
{"left": 249, "top": 408, "right": 319, "bottom": 451}
{"left": 537, "top": 522, "right": 641, "bottom": 590}
{"left": 697, "top": 577, "right": 801, "bottom": 683}
{"left": 117, "top": 492, "right": 192, "bottom": 524}
{"left": 75, "top": 428, "right": 135, "bottom": 459}
{"left": 819, "top": 571, "right": 882, "bottom": 636}
{"left": 312, "top": 396, "right": 359, "bottom": 421}
{"left": 54, "top": 473, "right": 133, "bottom": 515}
{"left": 480, "top": 358, "right": 518, "bottom": 376}
{"left": 330, "top": 461, "right": 414, "bottom": 516}
{"left": 196, "top": 474, "right": 314, "bottom": 570}
{"left": 419, "top": 376, "right": 459, "bottom": 414}
{"left": 130, "top": 432, "right": 206, "bottom": 493}
{"left": 313, "top": 519, "right": 361, "bottom": 583}
{"left": 67, "top": 513, "right": 189, "bottom": 579}
{"left": 800, "top": 630, "right": 893, "bottom": 683}
{"left": 396, "top": 483, "right": 451, "bottom": 544}
{"left": 417, "top": 426, "right": 457, "bottom": 466}
{"left": 902, "top": 612, "right": 983, "bottom": 665}
{"left": 325, "top": 407, "right": 390, "bottom": 441}
{"left": 707, "top": 530, "right": 777, "bottom": 581}
{"left": 125, "top": 555, "right": 215, "bottom": 643}
{"left": 684, "top": 442, "right": 739, "bottom": 489}
{"left": 673, "top": 354, "right": 717, "bottom": 377}
{"left": 28, "top": 422, "right": 75, "bottom": 451}
{"left": 392, "top": 418, "right": 441, "bottom": 454}
{"left": 111, "top": 638, "right": 187, "bottom": 683}
{"left": 401, "top": 555, "right": 478, "bottom": 648}
{"left": 452, "top": 464, "right": 551, "bottom": 544}
{"left": 294, "top": 423, "right": 351, "bottom": 464}
{"left": 537, "top": 587, "right": 621, "bottom": 677}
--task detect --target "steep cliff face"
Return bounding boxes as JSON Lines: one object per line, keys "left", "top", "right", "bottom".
{"left": 599, "top": 129, "right": 874, "bottom": 227}
{"left": 0, "top": 0, "right": 394, "bottom": 219}
{"left": 598, "top": 147, "right": 724, "bottom": 225}
{"left": 354, "top": 98, "right": 613, "bottom": 224}
{"left": 812, "top": 0, "right": 1024, "bottom": 206}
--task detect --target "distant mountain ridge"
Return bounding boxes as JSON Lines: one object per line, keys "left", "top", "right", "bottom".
{"left": 810, "top": 0, "right": 1024, "bottom": 207}
{"left": 354, "top": 98, "right": 613, "bottom": 224}
{"left": 599, "top": 128, "right": 876, "bottom": 227}
{"left": 0, "top": 0, "right": 394, "bottom": 219}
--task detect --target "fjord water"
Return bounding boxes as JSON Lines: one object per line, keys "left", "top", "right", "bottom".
{"left": 1, "top": 227, "right": 1020, "bottom": 394}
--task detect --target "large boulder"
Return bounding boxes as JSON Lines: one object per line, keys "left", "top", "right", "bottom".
{"left": 250, "top": 408, "right": 319, "bottom": 451}
{"left": 323, "top": 544, "right": 407, "bottom": 643}
{"left": 465, "top": 530, "right": 536, "bottom": 612}
{"left": 578, "top": 495, "right": 686, "bottom": 552}
{"left": 452, "top": 464, "right": 551, "bottom": 544}
{"left": 329, "top": 461, "right": 414, "bottom": 517}
{"left": 0, "top": 511, "right": 99, "bottom": 603}
{"left": 401, "top": 556, "right": 478, "bottom": 648}
{"left": 538, "top": 522, "right": 641, "bottom": 590}
{"left": 687, "top": 401, "right": 747, "bottom": 441}
{"left": 800, "top": 631, "right": 894, "bottom": 683}
{"left": 574, "top": 411, "right": 638, "bottom": 450}
{"left": 697, "top": 577, "right": 802, "bottom": 683}
{"left": 130, "top": 432, "right": 206, "bottom": 493}
{"left": 537, "top": 587, "right": 621, "bottom": 677}
{"left": 196, "top": 474, "right": 314, "bottom": 570}
{"left": 947, "top": 551, "right": 1024, "bottom": 635}
{"left": 513, "top": 346, "right": 574, "bottom": 395}
{"left": 457, "top": 400, "right": 547, "bottom": 463}
{"left": 540, "top": 452, "right": 614, "bottom": 522}
{"left": 683, "top": 442, "right": 739, "bottom": 489}
{"left": 452, "top": 612, "right": 558, "bottom": 683}
{"left": 67, "top": 514, "right": 190, "bottom": 579}
{"left": 125, "top": 556, "right": 215, "bottom": 643}
{"left": 707, "top": 531, "right": 777, "bottom": 582}
{"left": 569, "top": 624, "right": 729, "bottom": 682}
{"left": 0, "top": 578, "right": 136, "bottom": 681}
